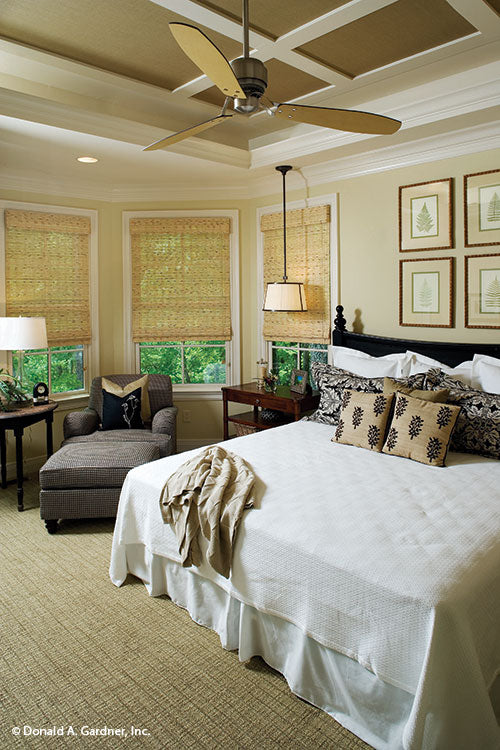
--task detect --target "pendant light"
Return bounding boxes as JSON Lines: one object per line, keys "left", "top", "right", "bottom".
{"left": 262, "top": 165, "right": 307, "bottom": 312}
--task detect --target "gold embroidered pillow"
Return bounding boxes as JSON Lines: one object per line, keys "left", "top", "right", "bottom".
{"left": 382, "top": 393, "right": 460, "bottom": 467}
{"left": 102, "top": 375, "right": 151, "bottom": 422}
{"left": 332, "top": 390, "right": 394, "bottom": 452}
{"left": 383, "top": 377, "right": 449, "bottom": 403}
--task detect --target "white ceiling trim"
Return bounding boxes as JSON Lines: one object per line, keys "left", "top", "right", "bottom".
{"left": 249, "top": 64, "right": 500, "bottom": 166}
{"left": 3, "top": 120, "right": 498, "bottom": 203}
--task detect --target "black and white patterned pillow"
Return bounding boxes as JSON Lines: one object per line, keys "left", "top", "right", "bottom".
{"left": 306, "top": 363, "right": 425, "bottom": 426}
{"left": 425, "top": 367, "right": 500, "bottom": 459}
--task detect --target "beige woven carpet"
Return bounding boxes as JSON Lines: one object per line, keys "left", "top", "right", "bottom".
{"left": 1, "top": 480, "right": 372, "bottom": 750}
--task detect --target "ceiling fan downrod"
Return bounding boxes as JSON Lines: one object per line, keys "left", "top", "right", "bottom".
{"left": 232, "top": 0, "right": 268, "bottom": 114}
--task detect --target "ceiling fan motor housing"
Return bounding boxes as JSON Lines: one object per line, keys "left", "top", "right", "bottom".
{"left": 231, "top": 57, "right": 268, "bottom": 113}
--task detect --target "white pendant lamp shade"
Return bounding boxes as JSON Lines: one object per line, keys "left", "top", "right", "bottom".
{"left": 0, "top": 317, "right": 48, "bottom": 350}
{"left": 263, "top": 164, "right": 307, "bottom": 313}
{"left": 263, "top": 281, "right": 307, "bottom": 312}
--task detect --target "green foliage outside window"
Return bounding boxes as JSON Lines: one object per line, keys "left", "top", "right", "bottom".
{"left": 272, "top": 342, "right": 327, "bottom": 387}
{"left": 139, "top": 342, "right": 226, "bottom": 384}
{"left": 13, "top": 347, "right": 85, "bottom": 395}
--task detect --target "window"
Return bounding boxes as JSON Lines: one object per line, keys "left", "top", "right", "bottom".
{"left": 271, "top": 342, "right": 328, "bottom": 387}
{"left": 258, "top": 196, "right": 337, "bottom": 387}
{"left": 1, "top": 201, "right": 99, "bottom": 399}
{"left": 139, "top": 341, "right": 227, "bottom": 384}
{"left": 124, "top": 210, "right": 240, "bottom": 395}
{"left": 13, "top": 346, "right": 85, "bottom": 394}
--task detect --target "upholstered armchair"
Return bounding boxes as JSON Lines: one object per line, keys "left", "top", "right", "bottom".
{"left": 62, "top": 374, "right": 177, "bottom": 456}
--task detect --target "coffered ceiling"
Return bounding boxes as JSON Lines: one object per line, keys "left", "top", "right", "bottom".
{"left": 1, "top": 0, "right": 499, "bottom": 198}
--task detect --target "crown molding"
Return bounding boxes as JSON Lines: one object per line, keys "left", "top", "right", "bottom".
{"left": 249, "top": 63, "right": 500, "bottom": 167}
{"left": 2, "top": 121, "right": 499, "bottom": 202}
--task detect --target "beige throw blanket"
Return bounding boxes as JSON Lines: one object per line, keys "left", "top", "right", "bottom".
{"left": 159, "top": 445, "right": 255, "bottom": 579}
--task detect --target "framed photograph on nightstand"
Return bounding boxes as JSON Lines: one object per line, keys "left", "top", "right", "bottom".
{"left": 290, "top": 368, "right": 308, "bottom": 394}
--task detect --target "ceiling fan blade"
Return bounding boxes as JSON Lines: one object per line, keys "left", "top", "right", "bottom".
{"left": 273, "top": 103, "right": 401, "bottom": 136}
{"left": 169, "top": 22, "right": 246, "bottom": 100}
{"left": 143, "top": 114, "right": 232, "bottom": 151}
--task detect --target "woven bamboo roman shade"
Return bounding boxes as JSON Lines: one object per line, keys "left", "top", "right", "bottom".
{"left": 4, "top": 210, "right": 91, "bottom": 346}
{"left": 262, "top": 205, "right": 330, "bottom": 343}
{"left": 130, "top": 216, "right": 231, "bottom": 342}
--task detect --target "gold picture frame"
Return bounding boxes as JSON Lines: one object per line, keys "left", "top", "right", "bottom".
{"left": 399, "top": 257, "right": 453, "bottom": 328}
{"left": 399, "top": 178, "right": 453, "bottom": 252}
{"left": 464, "top": 169, "right": 500, "bottom": 248}
{"left": 465, "top": 253, "right": 500, "bottom": 329}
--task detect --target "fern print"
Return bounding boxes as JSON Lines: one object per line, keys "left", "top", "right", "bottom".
{"left": 367, "top": 424, "right": 380, "bottom": 450}
{"left": 373, "top": 395, "right": 387, "bottom": 417}
{"left": 408, "top": 415, "right": 424, "bottom": 440}
{"left": 394, "top": 395, "right": 409, "bottom": 419}
{"left": 352, "top": 406, "right": 364, "bottom": 429}
{"left": 426, "top": 436, "right": 442, "bottom": 463}
{"left": 385, "top": 427, "right": 398, "bottom": 452}
{"left": 416, "top": 202, "right": 434, "bottom": 234}
{"left": 487, "top": 191, "right": 500, "bottom": 222}
{"left": 485, "top": 275, "right": 500, "bottom": 310}
{"left": 436, "top": 406, "right": 452, "bottom": 430}
{"left": 418, "top": 279, "right": 433, "bottom": 309}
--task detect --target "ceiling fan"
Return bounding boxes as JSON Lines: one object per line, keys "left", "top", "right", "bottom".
{"left": 144, "top": 0, "right": 402, "bottom": 151}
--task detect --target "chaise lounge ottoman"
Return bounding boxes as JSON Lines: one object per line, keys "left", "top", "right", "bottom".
{"left": 39, "top": 441, "right": 159, "bottom": 533}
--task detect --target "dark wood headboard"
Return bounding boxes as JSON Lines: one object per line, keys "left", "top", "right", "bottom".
{"left": 332, "top": 306, "right": 500, "bottom": 367}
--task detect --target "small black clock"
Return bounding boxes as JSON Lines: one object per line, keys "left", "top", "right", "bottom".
{"left": 33, "top": 382, "right": 49, "bottom": 405}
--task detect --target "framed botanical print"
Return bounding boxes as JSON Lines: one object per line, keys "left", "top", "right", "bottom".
{"left": 464, "top": 169, "right": 500, "bottom": 247}
{"left": 400, "top": 257, "right": 453, "bottom": 328}
{"left": 399, "top": 178, "right": 453, "bottom": 252}
{"left": 465, "top": 253, "right": 500, "bottom": 328}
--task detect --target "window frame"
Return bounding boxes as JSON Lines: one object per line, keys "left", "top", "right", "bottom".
{"left": 0, "top": 200, "right": 99, "bottom": 407}
{"left": 256, "top": 194, "right": 339, "bottom": 370}
{"left": 123, "top": 210, "right": 240, "bottom": 399}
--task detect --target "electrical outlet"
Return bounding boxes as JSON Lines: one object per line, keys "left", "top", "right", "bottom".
{"left": 183, "top": 409, "right": 191, "bottom": 423}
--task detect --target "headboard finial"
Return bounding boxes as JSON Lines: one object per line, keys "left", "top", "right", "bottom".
{"left": 334, "top": 305, "right": 346, "bottom": 332}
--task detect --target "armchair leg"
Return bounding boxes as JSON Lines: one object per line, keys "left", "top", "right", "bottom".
{"left": 44, "top": 519, "right": 58, "bottom": 534}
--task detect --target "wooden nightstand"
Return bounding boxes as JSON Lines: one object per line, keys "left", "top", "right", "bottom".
{"left": 221, "top": 382, "right": 320, "bottom": 440}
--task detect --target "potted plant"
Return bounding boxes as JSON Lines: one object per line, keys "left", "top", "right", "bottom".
{"left": 0, "top": 369, "right": 31, "bottom": 411}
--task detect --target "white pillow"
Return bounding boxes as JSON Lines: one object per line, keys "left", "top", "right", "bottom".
{"left": 473, "top": 354, "right": 500, "bottom": 394}
{"left": 406, "top": 350, "right": 475, "bottom": 386}
{"left": 329, "top": 345, "right": 412, "bottom": 378}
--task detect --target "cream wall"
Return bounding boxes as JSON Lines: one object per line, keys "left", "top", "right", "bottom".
{"left": 1, "top": 145, "right": 499, "bottom": 471}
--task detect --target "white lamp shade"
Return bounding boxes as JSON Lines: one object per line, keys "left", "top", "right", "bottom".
{"left": 263, "top": 282, "right": 307, "bottom": 312}
{"left": 0, "top": 317, "right": 48, "bottom": 350}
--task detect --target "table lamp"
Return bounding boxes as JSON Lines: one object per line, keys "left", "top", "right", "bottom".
{"left": 0, "top": 317, "right": 48, "bottom": 384}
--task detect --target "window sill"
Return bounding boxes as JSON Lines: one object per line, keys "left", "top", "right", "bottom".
{"left": 173, "top": 387, "right": 223, "bottom": 401}
{"left": 51, "top": 392, "right": 90, "bottom": 411}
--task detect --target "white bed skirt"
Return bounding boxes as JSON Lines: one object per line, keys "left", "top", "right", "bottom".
{"left": 115, "top": 543, "right": 416, "bottom": 750}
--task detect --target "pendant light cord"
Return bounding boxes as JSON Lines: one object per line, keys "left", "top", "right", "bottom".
{"left": 276, "top": 165, "right": 292, "bottom": 283}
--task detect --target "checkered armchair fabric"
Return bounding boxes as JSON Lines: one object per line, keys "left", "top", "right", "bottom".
{"left": 62, "top": 373, "right": 177, "bottom": 456}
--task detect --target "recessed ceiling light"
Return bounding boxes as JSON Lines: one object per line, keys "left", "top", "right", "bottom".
{"left": 77, "top": 156, "right": 98, "bottom": 163}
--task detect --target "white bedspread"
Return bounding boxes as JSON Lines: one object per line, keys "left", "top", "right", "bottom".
{"left": 110, "top": 420, "right": 500, "bottom": 749}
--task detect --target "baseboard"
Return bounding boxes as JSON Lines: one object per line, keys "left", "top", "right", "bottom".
{"left": 5, "top": 454, "right": 46, "bottom": 483}
{"left": 177, "top": 438, "right": 221, "bottom": 452}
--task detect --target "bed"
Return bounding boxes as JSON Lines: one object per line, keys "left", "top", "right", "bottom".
{"left": 110, "top": 308, "right": 500, "bottom": 750}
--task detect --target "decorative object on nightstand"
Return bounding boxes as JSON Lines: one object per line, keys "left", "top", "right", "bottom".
{"left": 290, "top": 368, "right": 308, "bottom": 394}
{"left": 33, "top": 382, "right": 49, "bottom": 405}
{"left": 263, "top": 371, "right": 278, "bottom": 393}
{"left": 262, "top": 165, "right": 307, "bottom": 312}
{"left": 256, "top": 358, "right": 268, "bottom": 389}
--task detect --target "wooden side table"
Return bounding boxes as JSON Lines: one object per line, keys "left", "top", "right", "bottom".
{"left": 0, "top": 401, "right": 58, "bottom": 511}
{"left": 221, "top": 382, "right": 320, "bottom": 440}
